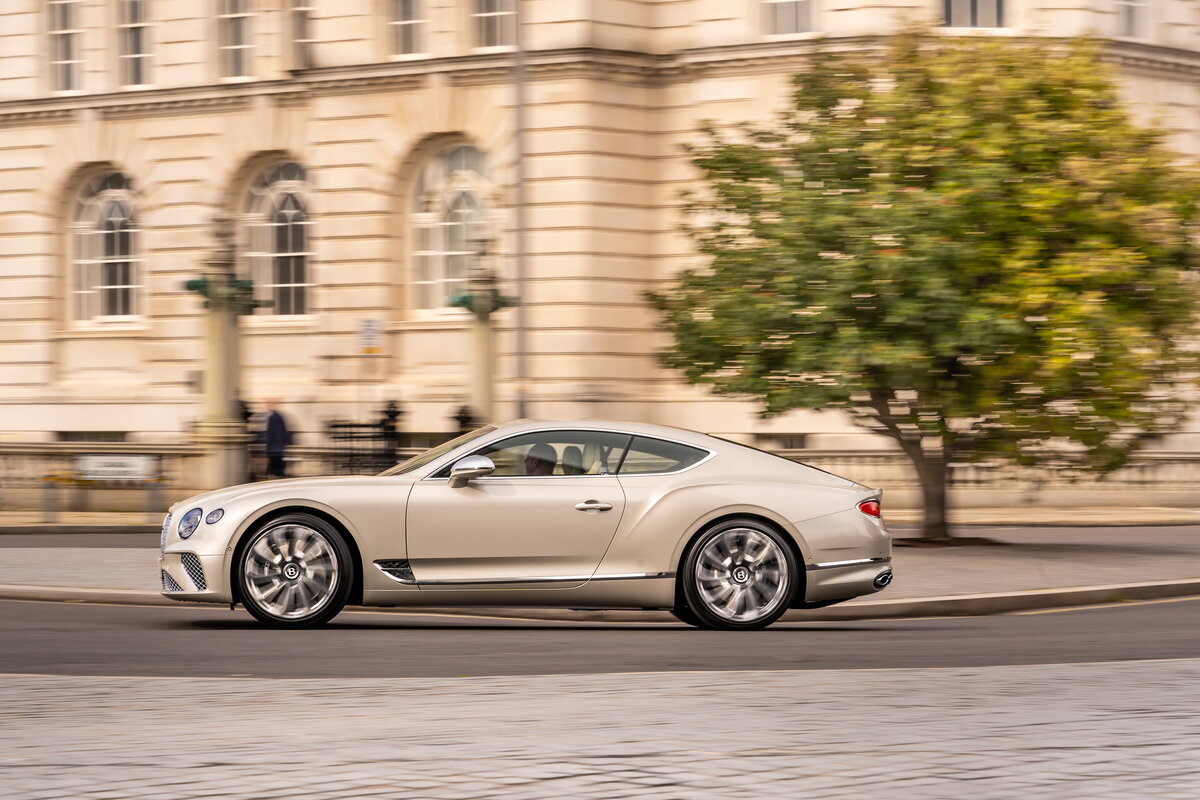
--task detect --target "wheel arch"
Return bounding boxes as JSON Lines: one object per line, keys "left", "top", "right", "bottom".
{"left": 229, "top": 504, "right": 365, "bottom": 607}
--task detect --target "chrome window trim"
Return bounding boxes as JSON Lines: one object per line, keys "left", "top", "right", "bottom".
{"left": 806, "top": 556, "right": 891, "bottom": 571}
{"left": 373, "top": 563, "right": 674, "bottom": 586}
{"left": 418, "top": 427, "right": 715, "bottom": 481}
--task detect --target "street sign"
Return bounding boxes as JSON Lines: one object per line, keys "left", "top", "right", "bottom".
{"left": 76, "top": 454, "right": 157, "bottom": 482}
{"left": 359, "top": 318, "right": 382, "bottom": 354}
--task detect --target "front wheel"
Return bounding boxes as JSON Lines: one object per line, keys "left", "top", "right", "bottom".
{"left": 680, "top": 518, "right": 798, "bottom": 631}
{"left": 237, "top": 513, "right": 353, "bottom": 628}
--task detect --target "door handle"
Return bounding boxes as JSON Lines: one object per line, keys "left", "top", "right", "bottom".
{"left": 575, "top": 500, "right": 613, "bottom": 512}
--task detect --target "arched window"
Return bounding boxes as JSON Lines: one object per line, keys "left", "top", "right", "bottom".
{"left": 411, "top": 145, "right": 489, "bottom": 310}
{"left": 243, "top": 161, "right": 312, "bottom": 315}
{"left": 71, "top": 171, "right": 139, "bottom": 320}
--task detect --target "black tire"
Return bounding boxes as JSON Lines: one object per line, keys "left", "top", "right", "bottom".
{"left": 680, "top": 517, "right": 798, "bottom": 631}
{"left": 236, "top": 512, "right": 353, "bottom": 629}
{"left": 669, "top": 605, "right": 705, "bottom": 628}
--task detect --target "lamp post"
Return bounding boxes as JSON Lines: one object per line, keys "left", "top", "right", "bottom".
{"left": 185, "top": 211, "right": 263, "bottom": 489}
{"left": 448, "top": 236, "right": 516, "bottom": 423}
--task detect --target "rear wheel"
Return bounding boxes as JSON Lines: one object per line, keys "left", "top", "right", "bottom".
{"left": 237, "top": 513, "right": 352, "bottom": 628}
{"left": 681, "top": 518, "right": 797, "bottom": 631}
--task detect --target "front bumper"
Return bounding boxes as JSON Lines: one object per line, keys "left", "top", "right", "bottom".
{"left": 159, "top": 552, "right": 231, "bottom": 603}
{"left": 804, "top": 557, "right": 893, "bottom": 604}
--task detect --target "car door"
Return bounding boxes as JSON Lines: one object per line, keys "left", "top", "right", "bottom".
{"left": 405, "top": 429, "right": 631, "bottom": 588}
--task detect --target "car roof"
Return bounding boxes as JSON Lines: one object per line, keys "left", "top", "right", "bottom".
{"left": 490, "top": 419, "right": 721, "bottom": 449}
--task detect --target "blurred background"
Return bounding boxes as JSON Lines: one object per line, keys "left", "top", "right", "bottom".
{"left": 0, "top": 0, "right": 1198, "bottom": 515}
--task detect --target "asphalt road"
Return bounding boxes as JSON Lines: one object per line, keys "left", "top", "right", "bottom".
{"left": 2, "top": 596, "right": 1196, "bottom": 678}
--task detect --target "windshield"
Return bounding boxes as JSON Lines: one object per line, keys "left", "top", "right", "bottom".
{"left": 377, "top": 426, "right": 497, "bottom": 476}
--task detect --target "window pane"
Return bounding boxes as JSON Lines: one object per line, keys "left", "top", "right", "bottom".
{"left": 977, "top": 0, "right": 1001, "bottom": 27}
{"left": 446, "top": 253, "right": 468, "bottom": 282}
{"left": 438, "top": 430, "right": 631, "bottom": 477}
{"left": 796, "top": 0, "right": 811, "bottom": 33}
{"left": 776, "top": 2, "right": 799, "bottom": 35}
{"left": 947, "top": 0, "right": 971, "bottom": 26}
{"left": 618, "top": 437, "right": 709, "bottom": 475}
{"left": 290, "top": 219, "right": 305, "bottom": 253}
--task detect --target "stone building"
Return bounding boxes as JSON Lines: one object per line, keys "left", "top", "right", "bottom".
{"left": 0, "top": 1, "right": 1198, "bottom": 500}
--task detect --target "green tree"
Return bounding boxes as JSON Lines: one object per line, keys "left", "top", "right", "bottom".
{"left": 652, "top": 32, "right": 1200, "bottom": 539}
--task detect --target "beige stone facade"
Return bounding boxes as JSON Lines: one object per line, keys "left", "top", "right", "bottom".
{"left": 1, "top": 0, "right": 1199, "bottom": 458}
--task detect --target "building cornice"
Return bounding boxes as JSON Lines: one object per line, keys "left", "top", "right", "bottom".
{"left": 1, "top": 37, "right": 1198, "bottom": 125}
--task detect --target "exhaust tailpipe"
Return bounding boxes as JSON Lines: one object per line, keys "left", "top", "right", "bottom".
{"left": 873, "top": 570, "right": 893, "bottom": 589}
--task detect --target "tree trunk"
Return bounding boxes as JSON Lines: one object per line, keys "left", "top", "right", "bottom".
{"left": 912, "top": 452, "right": 951, "bottom": 540}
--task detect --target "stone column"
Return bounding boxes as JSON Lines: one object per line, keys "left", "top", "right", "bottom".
{"left": 469, "top": 264, "right": 497, "bottom": 423}
{"left": 190, "top": 212, "right": 252, "bottom": 490}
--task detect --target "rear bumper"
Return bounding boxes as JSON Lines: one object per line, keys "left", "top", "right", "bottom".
{"left": 803, "top": 557, "right": 892, "bottom": 604}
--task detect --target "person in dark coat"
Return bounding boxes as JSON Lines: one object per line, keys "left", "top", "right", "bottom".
{"left": 264, "top": 400, "right": 291, "bottom": 479}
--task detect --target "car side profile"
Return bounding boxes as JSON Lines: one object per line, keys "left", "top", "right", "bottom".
{"left": 159, "top": 419, "right": 892, "bottom": 630}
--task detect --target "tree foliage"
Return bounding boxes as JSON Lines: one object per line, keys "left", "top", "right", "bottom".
{"left": 652, "top": 32, "right": 1200, "bottom": 537}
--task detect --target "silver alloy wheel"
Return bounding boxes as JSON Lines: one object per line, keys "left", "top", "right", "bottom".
{"left": 243, "top": 523, "right": 340, "bottom": 620}
{"left": 694, "top": 526, "right": 789, "bottom": 623}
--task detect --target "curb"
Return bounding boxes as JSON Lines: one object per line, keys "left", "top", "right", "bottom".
{"left": 2, "top": 578, "right": 1198, "bottom": 621}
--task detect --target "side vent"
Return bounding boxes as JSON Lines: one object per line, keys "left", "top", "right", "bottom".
{"left": 374, "top": 559, "right": 417, "bottom": 584}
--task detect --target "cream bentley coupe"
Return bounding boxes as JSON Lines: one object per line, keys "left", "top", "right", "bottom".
{"left": 159, "top": 420, "right": 892, "bottom": 630}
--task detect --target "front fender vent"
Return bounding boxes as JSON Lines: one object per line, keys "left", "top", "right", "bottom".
{"left": 374, "top": 559, "right": 416, "bottom": 584}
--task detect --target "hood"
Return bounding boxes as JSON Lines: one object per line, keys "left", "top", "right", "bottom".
{"left": 168, "top": 474, "right": 414, "bottom": 513}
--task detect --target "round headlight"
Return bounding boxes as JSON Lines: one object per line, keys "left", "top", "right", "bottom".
{"left": 178, "top": 508, "right": 203, "bottom": 539}
{"left": 205, "top": 508, "right": 225, "bottom": 525}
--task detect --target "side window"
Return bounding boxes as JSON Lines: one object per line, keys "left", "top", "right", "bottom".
{"left": 617, "top": 437, "right": 709, "bottom": 475}
{"left": 437, "top": 430, "right": 631, "bottom": 478}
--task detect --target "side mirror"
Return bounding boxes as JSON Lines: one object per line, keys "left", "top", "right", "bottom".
{"left": 448, "top": 455, "right": 495, "bottom": 488}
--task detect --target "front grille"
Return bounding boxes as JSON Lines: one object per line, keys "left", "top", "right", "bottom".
{"left": 161, "top": 570, "right": 182, "bottom": 592}
{"left": 160, "top": 513, "right": 172, "bottom": 553}
{"left": 180, "top": 553, "right": 206, "bottom": 590}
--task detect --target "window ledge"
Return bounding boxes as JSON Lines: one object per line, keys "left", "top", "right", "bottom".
{"left": 388, "top": 53, "right": 431, "bottom": 61}
{"left": 472, "top": 45, "right": 516, "bottom": 54}
{"left": 937, "top": 27, "right": 1019, "bottom": 36}
{"left": 245, "top": 314, "right": 316, "bottom": 331}
{"left": 761, "top": 31, "right": 823, "bottom": 42}
{"left": 58, "top": 321, "right": 148, "bottom": 339}
{"left": 388, "top": 313, "right": 470, "bottom": 333}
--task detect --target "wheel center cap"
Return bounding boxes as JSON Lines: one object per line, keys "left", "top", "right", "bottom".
{"left": 731, "top": 565, "right": 751, "bottom": 583}
{"left": 282, "top": 563, "right": 302, "bottom": 580}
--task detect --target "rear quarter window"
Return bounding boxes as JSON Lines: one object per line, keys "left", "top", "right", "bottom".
{"left": 617, "top": 436, "right": 709, "bottom": 475}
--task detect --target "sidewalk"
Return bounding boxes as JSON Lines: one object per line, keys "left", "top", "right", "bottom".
{"left": 1, "top": 523, "right": 1197, "bottom": 621}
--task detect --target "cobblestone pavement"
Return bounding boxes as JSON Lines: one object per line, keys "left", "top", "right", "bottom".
{"left": 2, "top": 525, "right": 1197, "bottom": 599}
{"left": 3, "top": 660, "right": 1198, "bottom": 799}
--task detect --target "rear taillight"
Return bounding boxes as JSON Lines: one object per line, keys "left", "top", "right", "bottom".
{"left": 857, "top": 499, "right": 881, "bottom": 517}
